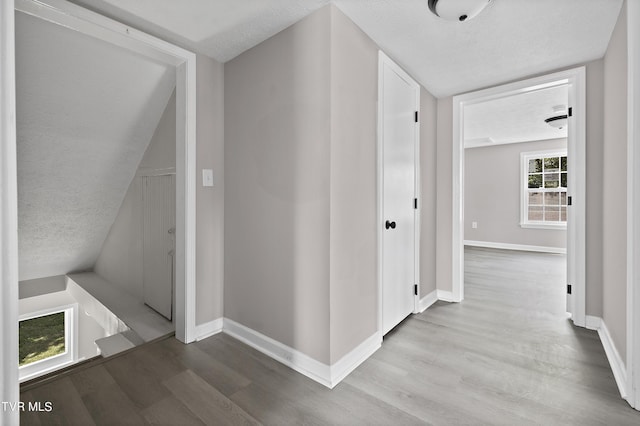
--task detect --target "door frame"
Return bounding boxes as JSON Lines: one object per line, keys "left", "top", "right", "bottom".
{"left": 451, "top": 67, "right": 587, "bottom": 326}
{"left": 627, "top": 0, "right": 640, "bottom": 409}
{"left": 12, "top": 0, "right": 198, "bottom": 344}
{"left": 1, "top": 0, "right": 19, "bottom": 422}
{"left": 377, "top": 51, "right": 421, "bottom": 338}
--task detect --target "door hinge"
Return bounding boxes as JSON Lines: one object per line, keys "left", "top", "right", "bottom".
{"left": 415, "top": 111, "right": 419, "bottom": 123}
{"left": 568, "top": 107, "right": 573, "bottom": 117}
{"left": 567, "top": 196, "right": 572, "bottom": 206}
{"left": 414, "top": 198, "right": 418, "bottom": 209}
{"left": 414, "top": 284, "right": 418, "bottom": 296}
{"left": 567, "top": 284, "right": 572, "bottom": 295}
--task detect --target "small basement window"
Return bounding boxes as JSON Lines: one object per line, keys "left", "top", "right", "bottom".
{"left": 19, "top": 305, "right": 77, "bottom": 382}
{"left": 19, "top": 312, "right": 65, "bottom": 366}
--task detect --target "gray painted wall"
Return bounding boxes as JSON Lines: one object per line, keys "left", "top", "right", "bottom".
{"left": 328, "top": 5, "right": 378, "bottom": 363}
{"left": 465, "top": 138, "right": 567, "bottom": 249}
{"left": 602, "top": 2, "right": 627, "bottom": 363}
{"left": 95, "top": 91, "right": 176, "bottom": 300}
{"left": 225, "top": 4, "right": 437, "bottom": 364}
{"left": 585, "top": 59, "right": 605, "bottom": 318}
{"left": 420, "top": 88, "right": 438, "bottom": 298}
{"left": 195, "top": 55, "right": 225, "bottom": 325}
{"left": 225, "top": 6, "right": 332, "bottom": 363}
{"left": 436, "top": 97, "right": 454, "bottom": 294}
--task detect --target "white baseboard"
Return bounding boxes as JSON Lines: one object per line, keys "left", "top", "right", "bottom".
{"left": 464, "top": 240, "right": 566, "bottom": 254}
{"left": 585, "top": 315, "right": 602, "bottom": 331}
{"left": 195, "top": 318, "right": 223, "bottom": 341}
{"left": 596, "top": 319, "right": 628, "bottom": 399}
{"left": 417, "top": 290, "right": 438, "bottom": 313}
{"left": 437, "top": 290, "right": 455, "bottom": 302}
{"left": 221, "top": 318, "right": 379, "bottom": 389}
{"left": 329, "top": 332, "right": 381, "bottom": 386}
{"left": 223, "top": 318, "right": 332, "bottom": 387}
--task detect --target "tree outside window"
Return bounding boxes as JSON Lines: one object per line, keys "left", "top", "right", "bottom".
{"left": 521, "top": 151, "right": 568, "bottom": 228}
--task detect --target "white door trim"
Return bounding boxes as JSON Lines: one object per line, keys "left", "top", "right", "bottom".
{"left": 13, "top": 0, "right": 198, "bottom": 343}
{"left": 626, "top": 0, "right": 640, "bottom": 409}
{"left": 377, "top": 51, "right": 421, "bottom": 338}
{"left": 1, "top": 0, "right": 20, "bottom": 422}
{"left": 452, "top": 67, "right": 586, "bottom": 326}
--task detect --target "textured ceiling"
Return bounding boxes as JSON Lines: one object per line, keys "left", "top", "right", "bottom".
{"left": 68, "top": 0, "right": 623, "bottom": 97}
{"left": 465, "top": 84, "right": 569, "bottom": 148}
{"left": 69, "top": 0, "right": 331, "bottom": 62}
{"left": 16, "top": 11, "right": 175, "bottom": 281}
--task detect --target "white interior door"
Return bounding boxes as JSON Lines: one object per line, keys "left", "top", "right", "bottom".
{"left": 142, "top": 174, "right": 176, "bottom": 320}
{"left": 380, "top": 53, "right": 419, "bottom": 336}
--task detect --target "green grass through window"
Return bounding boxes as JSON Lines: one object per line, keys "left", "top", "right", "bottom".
{"left": 19, "top": 312, "right": 65, "bottom": 366}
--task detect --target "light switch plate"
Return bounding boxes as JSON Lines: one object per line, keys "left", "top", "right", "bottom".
{"left": 202, "top": 169, "right": 214, "bottom": 187}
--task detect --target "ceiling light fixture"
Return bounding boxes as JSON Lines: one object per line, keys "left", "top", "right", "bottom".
{"left": 428, "top": 0, "right": 492, "bottom": 22}
{"left": 545, "top": 105, "right": 568, "bottom": 130}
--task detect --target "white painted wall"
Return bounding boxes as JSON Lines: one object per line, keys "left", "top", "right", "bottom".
{"left": 19, "top": 275, "right": 66, "bottom": 299}
{"left": 465, "top": 138, "right": 567, "bottom": 249}
{"left": 603, "top": 2, "right": 628, "bottom": 364}
{"left": 95, "top": 91, "right": 176, "bottom": 299}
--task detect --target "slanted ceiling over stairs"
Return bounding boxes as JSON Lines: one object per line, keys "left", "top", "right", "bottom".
{"left": 16, "top": 10, "right": 175, "bottom": 281}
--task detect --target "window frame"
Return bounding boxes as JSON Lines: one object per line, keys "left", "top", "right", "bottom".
{"left": 520, "top": 149, "right": 568, "bottom": 230}
{"left": 18, "top": 303, "right": 78, "bottom": 382}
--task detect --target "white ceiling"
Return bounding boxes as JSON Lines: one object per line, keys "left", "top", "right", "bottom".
{"left": 16, "top": 11, "right": 175, "bottom": 281}
{"left": 464, "top": 84, "right": 569, "bottom": 148}
{"left": 68, "top": 0, "right": 623, "bottom": 97}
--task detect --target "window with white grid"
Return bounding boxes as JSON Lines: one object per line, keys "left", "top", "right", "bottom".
{"left": 521, "top": 150, "right": 568, "bottom": 229}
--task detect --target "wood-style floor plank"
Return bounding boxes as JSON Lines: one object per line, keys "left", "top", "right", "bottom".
{"left": 163, "top": 369, "right": 261, "bottom": 426}
{"left": 19, "top": 247, "right": 640, "bottom": 425}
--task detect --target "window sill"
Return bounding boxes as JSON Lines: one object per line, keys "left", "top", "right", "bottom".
{"left": 520, "top": 222, "right": 567, "bottom": 230}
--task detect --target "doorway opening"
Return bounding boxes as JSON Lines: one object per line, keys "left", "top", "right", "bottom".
{"left": 452, "top": 67, "right": 586, "bottom": 326}
{"left": 463, "top": 83, "right": 569, "bottom": 315}
{"left": 12, "top": 0, "right": 197, "bottom": 383}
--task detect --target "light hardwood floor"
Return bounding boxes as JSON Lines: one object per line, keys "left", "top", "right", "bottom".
{"left": 20, "top": 247, "right": 640, "bottom": 425}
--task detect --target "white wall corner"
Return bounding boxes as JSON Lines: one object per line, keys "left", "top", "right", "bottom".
{"left": 437, "top": 290, "right": 455, "bottom": 303}
{"left": 222, "top": 318, "right": 332, "bottom": 388}
{"left": 417, "top": 290, "right": 438, "bottom": 313}
{"left": 598, "top": 319, "right": 628, "bottom": 400}
{"left": 329, "top": 333, "right": 381, "bottom": 388}
{"left": 195, "top": 317, "right": 224, "bottom": 341}
{"left": 221, "top": 318, "right": 379, "bottom": 389}
{"left": 585, "top": 315, "right": 602, "bottom": 331}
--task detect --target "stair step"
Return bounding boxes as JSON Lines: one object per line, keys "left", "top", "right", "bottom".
{"left": 95, "top": 333, "right": 136, "bottom": 357}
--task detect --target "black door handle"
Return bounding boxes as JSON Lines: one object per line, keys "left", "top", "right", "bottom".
{"left": 385, "top": 220, "right": 396, "bottom": 230}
